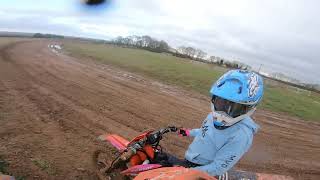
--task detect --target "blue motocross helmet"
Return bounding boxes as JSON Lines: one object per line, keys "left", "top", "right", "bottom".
{"left": 210, "top": 70, "right": 264, "bottom": 127}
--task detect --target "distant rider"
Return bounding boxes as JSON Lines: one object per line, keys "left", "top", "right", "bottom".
{"left": 160, "top": 70, "right": 263, "bottom": 178}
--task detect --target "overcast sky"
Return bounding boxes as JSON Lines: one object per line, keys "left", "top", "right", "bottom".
{"left": 1, "top": 0, "right": 319, "bottom": 84}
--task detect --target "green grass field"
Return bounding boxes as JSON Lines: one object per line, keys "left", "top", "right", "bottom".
{"left": 63, "top": 41, "right": 320, "bottom": 121}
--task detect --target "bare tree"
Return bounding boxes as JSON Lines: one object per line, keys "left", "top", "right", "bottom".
{"left": 135, "top": 36, "right": 143, "bottom": 47}
{"left": 195, "top": 49, "right": 207, "bottom": 60}
{"left": 186, "top": 47, "right": 196, "bottom": 58}
{"left": 127, "top": 35, "right": 140, "bottom": 46}
{"left": 141, "top": 35, "right": 152, "bottom": 47}
{"left": 177, "top": 46, "right": 187, "bottom": 54}
{"left": 114, "top": 36, "right": 124, "bottom": 45}
{"left": 158, "top": 40, "right": 169, "bottom": 51}
{"left": 209, "top": 56, "right": 217, "bottom": 63}
{"left": 122, "top": 37, "right": 133, "bottom": 46}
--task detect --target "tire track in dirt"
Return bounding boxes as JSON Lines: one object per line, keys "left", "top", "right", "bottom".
{"left": 0, "top": 40, "right": 203, "bottom": 179}
{"left": 0, "top": 39, "right": 319, "bottom": 179}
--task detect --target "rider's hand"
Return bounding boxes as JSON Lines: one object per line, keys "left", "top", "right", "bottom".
{"left": 178, "top": 128, "right": 190, "bottom": 137}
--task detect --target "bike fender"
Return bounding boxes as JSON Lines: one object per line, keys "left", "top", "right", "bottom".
{"left": 98, "top": 134, "right": 129, "bottom": 151}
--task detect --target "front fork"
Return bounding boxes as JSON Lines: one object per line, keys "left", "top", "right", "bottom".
{"left": 104, "top": 148, "right": 136, "bottom": 174}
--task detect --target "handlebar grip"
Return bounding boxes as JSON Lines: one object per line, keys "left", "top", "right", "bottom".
{"left": 168, "top": 126, "right": 178, "bottom": 132}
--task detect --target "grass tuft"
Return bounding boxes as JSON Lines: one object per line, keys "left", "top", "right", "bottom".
{"left": 31, "top": 158, "right": 56, "bottom": 175}
{"left": 0, "top": 155, "right": 9, "bottom": 174}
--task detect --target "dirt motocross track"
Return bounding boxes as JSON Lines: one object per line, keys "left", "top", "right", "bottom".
{"left": 0, "top": 40, "right": 319, "bottom": 180}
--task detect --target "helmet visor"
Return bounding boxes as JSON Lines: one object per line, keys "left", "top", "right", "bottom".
{"left": 211, "top": 96, "right": 252, "bottom": 118}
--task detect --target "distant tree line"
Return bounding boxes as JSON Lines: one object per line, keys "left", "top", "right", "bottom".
{"left": 175, "top": 46, "right": 207, "bottom": 60}
{"left": 112, "top": 35, "right": 170, "bottom": 53}
{"left": 33, "top": 33, "right": 64, "bottom": 39}
{"left": 111, "top": 35, "right": 251, "bottom": 70}
{"left": 174, "top": 46, "right": 251, "bottom": 70}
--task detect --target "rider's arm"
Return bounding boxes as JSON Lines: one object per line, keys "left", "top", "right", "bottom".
{"left": 189, "top": 113, "right": 211, "bottom": 137}
{"left": 189, "top": 128, "right": 201, "bottom": 137}
{"left": 178, "top": 128, "right": 200, "bottom": 137}
{"left": 188, "top": 115, "right": 210, "bottom": 137}
{"left": 182, "top": 114, "right": 211, "bottom": 137}
{"left": 193, "top": 134, "right": 252, "bottom": 176}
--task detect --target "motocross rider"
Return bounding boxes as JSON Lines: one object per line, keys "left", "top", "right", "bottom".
{"left": 163, "top": 70, "right": 263, "bottom": 177}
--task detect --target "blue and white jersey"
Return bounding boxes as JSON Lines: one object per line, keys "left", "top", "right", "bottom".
{"left": 185, "top": 113, "right": 259, "bottom": 176}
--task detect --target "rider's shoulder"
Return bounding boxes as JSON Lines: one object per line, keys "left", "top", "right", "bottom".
{"left": 238, "top": 116, "right": 259, "bottom": 134}
{"left": 233, "top": 117, "right": 258, "bottom": 144}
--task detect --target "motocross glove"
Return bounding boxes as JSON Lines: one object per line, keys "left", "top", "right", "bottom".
{"left": 178, "top": 128, "right": 190, "bottom": 137}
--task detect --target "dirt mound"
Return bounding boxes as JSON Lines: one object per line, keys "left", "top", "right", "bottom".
{"left": 0, "top": 40, "right": 319, "bottom": 179}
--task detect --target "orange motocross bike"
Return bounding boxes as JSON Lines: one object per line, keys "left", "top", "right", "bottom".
{"left": 93, "top": 126, "right": 292, "bottom": 180}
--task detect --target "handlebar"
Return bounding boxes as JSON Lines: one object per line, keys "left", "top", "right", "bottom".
{"left": 125, "top": 126, "right": 178, "bottom": 153}
{"left": 161, "top": 126, "right": 178, "bottom": 133}
{"left": 146, "top": 126, "right": 178, "bottom": 144}
{"left": 110, "top": 126, "right": 178, "bottom": 169}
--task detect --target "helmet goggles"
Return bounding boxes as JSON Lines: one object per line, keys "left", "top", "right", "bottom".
{"left": 211, "top": 96, "right": 253, "bottom": 118}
